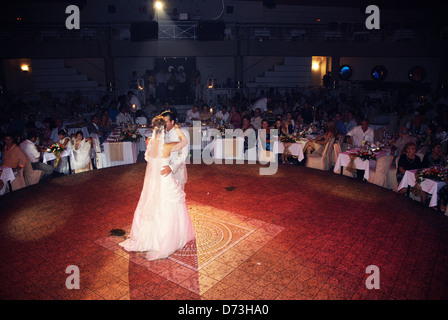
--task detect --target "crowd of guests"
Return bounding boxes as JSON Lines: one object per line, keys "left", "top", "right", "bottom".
{"left": 1, "top": 86, "right": 448, "bottom": 210}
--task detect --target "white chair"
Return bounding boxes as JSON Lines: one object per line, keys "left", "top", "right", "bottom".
{"left": 23, "top": 161, "right": 43, "bottom": 186}
{"left": 135, "top": 117, "right": 147, "bottom": 125}
{"left": 90, "top": 133, "right": 106, "bottom": 169}
{"left": 367, "top": 155, "right": 394, "bottom": 189}
{"left": 306, "top": 138, "right": 335, "bottom": 171}
{"left": 10, "top": 167, "right": 27, "bottom": 191}
{"left": 332, "top": 140, "right": 341, "bottom": 168}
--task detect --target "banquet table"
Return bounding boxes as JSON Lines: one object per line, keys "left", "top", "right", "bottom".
{"left": 0, "top": 166, "right": 15, "bottom": 195}
{"left": 210, "top": 137, "right": 246, "bottom": 160}
{"left": 42, "top": 148, "right": 74, "bottom": 173}
{"left": 272, "top": 140, "right": 306, "bottom": 162}
{"left": 397, "top": 169, "right": 446, "bottom": 208}
{"left": 333, "top": 147, "right": 391, "bottom": 180}
{"left": 102, "top": 140, "right": 138, "bottom": 167}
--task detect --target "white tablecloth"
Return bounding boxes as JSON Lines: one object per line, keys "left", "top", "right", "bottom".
{"left": 42, "top": 148, "right": 74, "bottom": 163}
{"left": 397, "top": 169, "right": 446, "bottom": 207}
{"left": 211, "top": 137, "right": 245, "bottom": 160}
{"left": 137, "top": 128, "right": 151, "bottom": 152}
{"left": 333, "top": 148, "right": 391, "bottom": 180}
{"left": 102, "top": 141, "right": 138, "bottom": 167}
{"left": 272, "top": 140, "right": 305, "bottom": 162}
{"left": 0, "top": 166, "right": 15, "bottom": 195}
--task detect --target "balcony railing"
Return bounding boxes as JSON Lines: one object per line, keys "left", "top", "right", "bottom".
{"left": 0, "top": 21, "right": 446, "bottom": 43}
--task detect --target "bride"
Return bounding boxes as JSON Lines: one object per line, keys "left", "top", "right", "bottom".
{"left": 119, "top": 116, "right": 195, "bottom": 260}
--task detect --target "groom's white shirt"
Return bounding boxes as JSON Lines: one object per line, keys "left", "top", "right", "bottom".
{"left": 165, "top": 126, "right": 189, "bottom": 187}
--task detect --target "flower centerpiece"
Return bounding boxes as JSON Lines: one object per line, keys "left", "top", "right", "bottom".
{"left": 280, "top": 135, "right": 297, "bottom": 143}
{"left": 357, "top": 149, "right": 377, "bottom": 161}
{"left": 411, "top": 167, "right": 448, "bottom": 195}
{"left": 48, "top": 143, "right": 65, "bottom": 167}
{"left": 214, "top": 124, "right": 234, "bottom": 138}
{"left": 119, "top": 128, "right": 142, "bottom": 142}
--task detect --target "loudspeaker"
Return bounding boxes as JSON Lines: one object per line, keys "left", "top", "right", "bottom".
{"left": 130, "top": 21, "right": 158, "bottom": 41}
{"left": 197, "top": 21, "right": 225, "bottom": 41}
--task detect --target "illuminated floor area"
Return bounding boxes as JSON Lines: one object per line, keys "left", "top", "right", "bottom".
{"left": 1, "top": 162, "right": 448, "bottom": 300}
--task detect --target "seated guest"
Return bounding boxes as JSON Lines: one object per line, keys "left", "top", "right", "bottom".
{"left": 200, "top": 104, "right": 213, "bottom": 122}
{"left": 293, "top": 114, "right": 305, "bottom": 132}
{"left": 42, "top": 117, "right": 56, "bottom": 142}
{"left": 99, "top": 111, "right": 112, "bottom": 141}
{"left": 396, "top": 142, "right": 426, "bottom": 203}
{"left": 87, "top": 115, "right": 103, "bottom": 140}
{"left": 417, "top": 123, "right": 437, "bottom": 156}
{"left": 20, "top": 131, "right": 54, "bottom": 183}
{"left": 2, "top": 132, "right": 28, "bottom": 190}
{"left": 68, "top": 131, "right": 92, "bottom": 174}
{"left": 422, "top": 142, "right": 446, "bottom": 168}
{"left": 346, "top": 118, "right": 374, "bottom": 147}
{"left": 115, "top": 105, "right": 134, "bottom": 125}
{"left": 259, "top": 119, "right": 271, "bottom": 151}
{"left": 241, "top": 115, "right": 255, "bottom": 132}
{"left": 344, "top": 110, "right": 357, "bottom": 133}
{"left": 54, "top": 129, "right": 70, "bottom": 175}
{"left": 271, "top": 119, "right": 288, "bottom": 137}
{"left": 214, "top": 106, "right": 230, "bottom": 124}
{"left": 50, "top": 118, "right": 66, "bottom": 143}
{"left": 229, "top": 105, "right": 242, "bottom": 129}
{"left": 185, "top": 105, "right": 200, "bottom": 124}
{"left": 334, "top": 112, "right": 347, "bottom": 136}
{"left": 303, "top": 121, "right": 337, "bottom": 156}
{"left": 2, "top": 132, "right": 28, "bottom": 171}
{"left": 284, "top": 112, "right": 295, "bottom": 133}
{"left": 391, "top": 127, "right": 416, "bottom": 157}
{"left": 250, "top": 108, "right": 263, "bottom": 130}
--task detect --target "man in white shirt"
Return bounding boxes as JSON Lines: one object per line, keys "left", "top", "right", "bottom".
{"left": 115, "top": 105, "right": 134, "bottom": 125}
{"left": 128, "top": 91, "right": 142, "bottom": 117}
{"left": 250, "top": 108, "right": 263, "bottom": 130}
{"left": 51, "top": 117, "right": 66, "bottom": 143}
{"left": 185, "top": 105, "right": 200, "bottom": 124}
{"left": 214, "top": 106, "right": 230, "bottom": 124}
{"left": 20, "top": 131, "right": 54, "bottom": 182}
{"left": 346, "top": 119, "right": 374, "bottom": 147}
{"left": 251, "top": 96, "right": 270, "bottom": 113}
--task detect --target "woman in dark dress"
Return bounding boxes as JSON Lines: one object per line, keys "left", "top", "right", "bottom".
{"left": 397, "top": 141, "right": 426, "bottom": 203}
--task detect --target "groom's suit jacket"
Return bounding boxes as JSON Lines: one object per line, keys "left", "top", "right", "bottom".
{"left": 165, "top": 126, "right": 188, "bottom": 187}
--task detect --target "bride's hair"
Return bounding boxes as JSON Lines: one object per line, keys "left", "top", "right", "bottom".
{"left": 152, "top": 115, "right": 166, "bottom": 132}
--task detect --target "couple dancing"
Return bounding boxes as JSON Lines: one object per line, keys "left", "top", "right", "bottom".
{"left": 119, "top": 111, "right": 195, "bottom": 261}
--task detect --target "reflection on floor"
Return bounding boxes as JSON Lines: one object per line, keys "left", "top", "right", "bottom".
{"left": 1, "top": 162, "right": 447, "bottom": 300}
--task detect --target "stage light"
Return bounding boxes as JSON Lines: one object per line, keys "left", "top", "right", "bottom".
{"left": 21, "top": 64, "right": 29, "bottom": 72}
{"left": 154, "top": 1, "right": 163, "bottom": 10}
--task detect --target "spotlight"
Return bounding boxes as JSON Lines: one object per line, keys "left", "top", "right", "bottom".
{"left": 154, "top": 1, "right": 163, "bottom": 10}
{"left": 21, "top": 64, "right": 29, "bottom": 72}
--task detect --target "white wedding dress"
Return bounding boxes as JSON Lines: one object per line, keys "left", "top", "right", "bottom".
{"left": 119, "top": 129, "right": 195, "bottom": 261}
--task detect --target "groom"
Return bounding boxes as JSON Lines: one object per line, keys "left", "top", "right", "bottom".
{"left": 160, "top": 111, "right": 189, "bottom": 190}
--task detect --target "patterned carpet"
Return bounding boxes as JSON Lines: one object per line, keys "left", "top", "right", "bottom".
{"left": 1, "top": 162, "right": 448, "bottom": 300}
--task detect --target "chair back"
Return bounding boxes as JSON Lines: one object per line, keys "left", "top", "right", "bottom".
{"left": 23, "top": 161, "right": 43, "bottom": 186}
{"left": 322, "top": 137, "right": 335, "bottom": 170}
{"left": 333, "top": 141, "right": 342, "bottom": 166}
{"left": 375, "top": 155, "right": 394, "bottom": 174}
{"left": 90, "top": 133, "right": 102, "bottom": 153}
